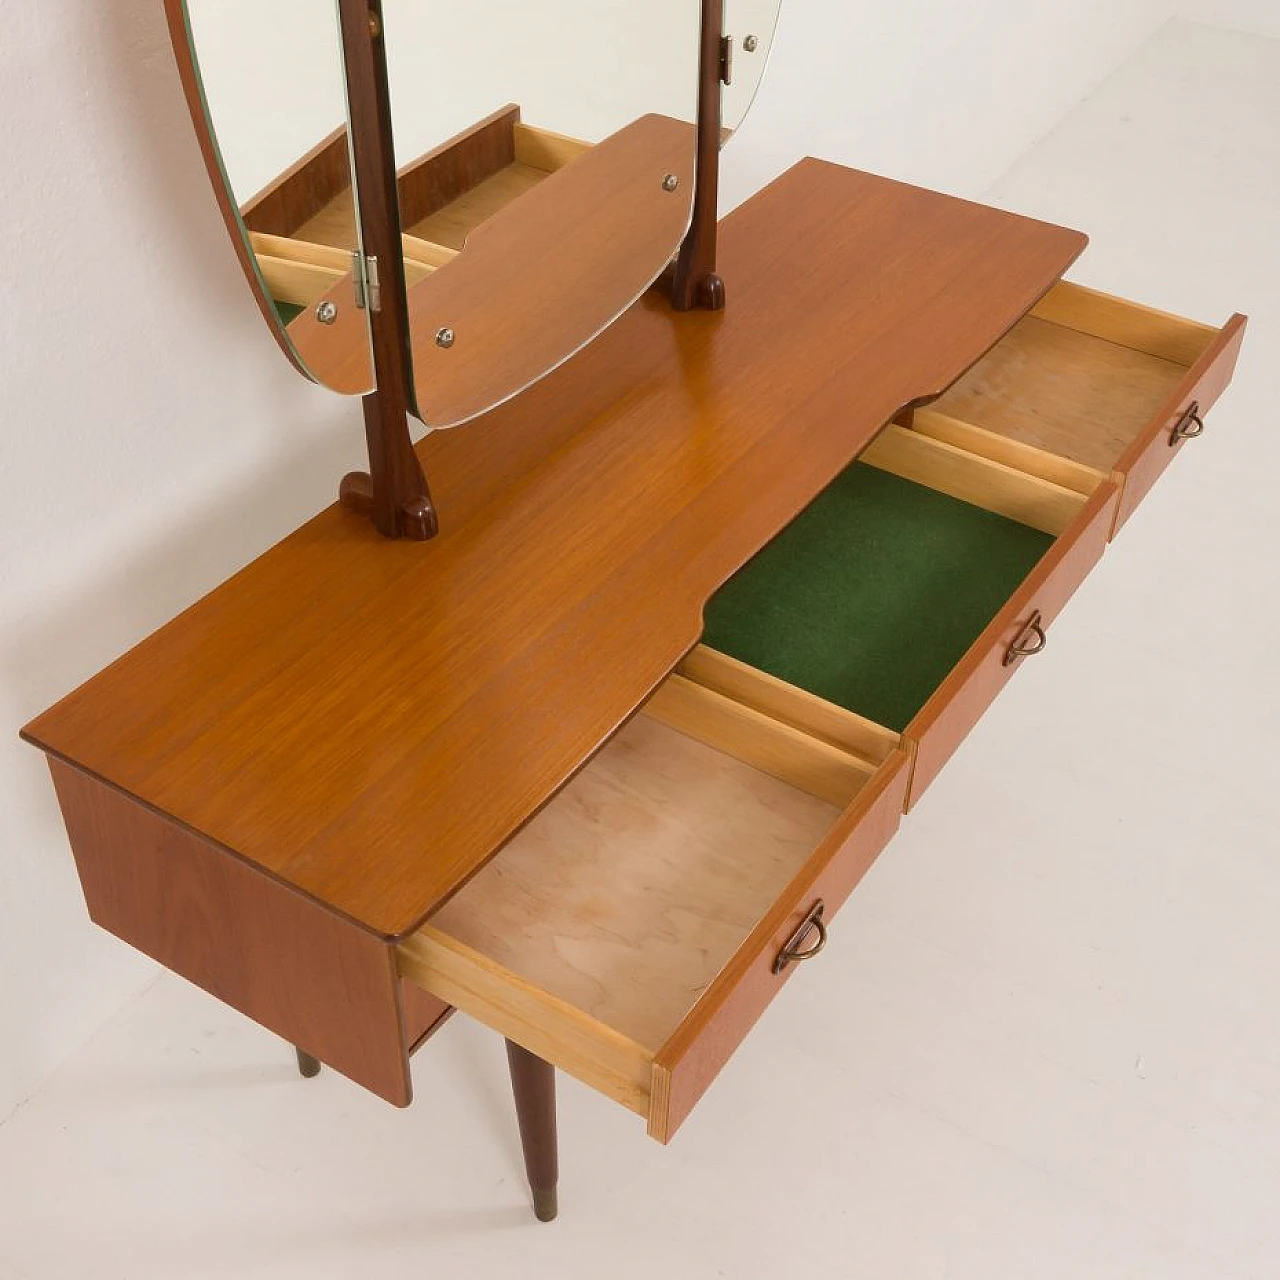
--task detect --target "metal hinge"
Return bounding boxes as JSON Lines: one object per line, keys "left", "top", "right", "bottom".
{"left": 720, "top": 34, "right": 733, "bottom": 85}
{"left": 352, "top": 252, "right": 381, "bottom": 312}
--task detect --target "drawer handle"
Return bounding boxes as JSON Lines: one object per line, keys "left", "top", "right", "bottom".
{"left": 773, "top": 900, "right": 827, "bottom": 974}
{"left": 1170, "top": 402, "right": 1205, "bottom": 446}
{"left": 1004, "top": 610, "right": 1047, "bottom": 667}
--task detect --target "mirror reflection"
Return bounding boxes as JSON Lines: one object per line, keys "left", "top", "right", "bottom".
{"left": 179, "top": 0, "right": 783, "bottom": 429}
{"left": 180, "top": 0, "right": 374, "bottom": 394}
{"left": 381, "top": 1, "right": 702, "bottom": 429}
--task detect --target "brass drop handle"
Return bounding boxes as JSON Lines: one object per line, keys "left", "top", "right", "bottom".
{"left": 1004, "top": 610, "right": 1048, "bottom": 667}
{"left": 773, "top": 900, "right": 827, "bottom": 974}
{"left": 1170, "top": 401, "right": 1206, "bottom": 446}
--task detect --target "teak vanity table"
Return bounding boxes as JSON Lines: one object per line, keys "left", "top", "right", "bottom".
{"left": 21, "top": 0, "right": 1245, "bottom": 1224}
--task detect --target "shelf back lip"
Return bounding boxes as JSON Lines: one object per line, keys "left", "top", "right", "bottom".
{"left": 22, "top": 157, "right": 1086, "bottom": 941}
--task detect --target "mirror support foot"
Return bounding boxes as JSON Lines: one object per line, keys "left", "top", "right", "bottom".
{"left": 697, "top": 272, "right": 726, "bottom": 311}
{"left": 338, "top": 391, "right": 438, "bottom": 541}
{"left": 340, "top": 470, "right": 437, "bottom": 541}
{"left": 339, "top": 472, "right": 438, "bottom": 541}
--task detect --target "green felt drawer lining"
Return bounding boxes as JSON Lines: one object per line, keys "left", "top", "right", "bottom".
{"left": 701, "top": 463, "right": 1055, "bottom": 734}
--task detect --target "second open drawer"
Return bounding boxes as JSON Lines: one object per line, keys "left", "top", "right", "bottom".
{"left": 700, "top": 278, "right": 1243, "bottom": 804}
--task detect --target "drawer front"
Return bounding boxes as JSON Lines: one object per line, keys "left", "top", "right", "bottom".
{"left": 903, "top": 481, "right": 1120, "bottom": 807}
{"left": 647, "top": 750, "right": 909, "bottom": 1142}
{"left": 1113, "top": 314, "right": 1246, "bottom": 534}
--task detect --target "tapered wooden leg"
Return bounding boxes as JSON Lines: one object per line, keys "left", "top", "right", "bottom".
{"left": 295, "top": 1048, "right": 321, "bottom": 1079}
{"left": 506, "top": 1039, "right": 559, "bottom": 1222}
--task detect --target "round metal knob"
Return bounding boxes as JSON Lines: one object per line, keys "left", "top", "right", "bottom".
{"left": 315, "top": 300, "right": 338, "bottom": 326}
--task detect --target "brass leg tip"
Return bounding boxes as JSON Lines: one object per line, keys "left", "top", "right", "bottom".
{"left": 532, "top": 1188, "right": 558, "bottom": 1223}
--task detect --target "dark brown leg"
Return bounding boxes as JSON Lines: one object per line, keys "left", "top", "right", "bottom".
{"left": 295, "top": 1047, "right": 321, "bottom": 1079}
{"left": 505, "top": 1039, "right": 559, "bottom": 1222}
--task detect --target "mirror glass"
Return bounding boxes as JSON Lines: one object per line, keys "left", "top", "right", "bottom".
{"left": 380, "top": 1, "right": 701, "bottom": 429}
{"left": 723, "top": 0, "right": 784, "bottom": 136}
{"left": 178, "top": 0, "right": 374, "bottom": 394}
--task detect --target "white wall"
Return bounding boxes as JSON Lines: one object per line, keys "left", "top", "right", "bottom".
{"left": 1177, "top": 1, "right": 1280, "bottom": 36}
{"left": 191, "top": 0, "right": 703, "bottom": 201}
{"left": 0, "top": 0, "right": 1173, "bottom": 1123}
{"left": 0, "top": 1, "right": 368, "bottom": 1122}
{"left": 720, "top": 0, "right": 1174, "bottom": 211}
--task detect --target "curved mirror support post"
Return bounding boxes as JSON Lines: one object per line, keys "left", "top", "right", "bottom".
{"left": 332, "top": 0, "right": 435, "bottom": 539}
{"left": 380, "top": 0, "right": 704, "bottom": 430}
{"left": 672, "top": 0, "right": 729, "bottom": 312}
{"left": 672, "top": 0, "right": 784, "bottom": 308}
{"left": 168, "top": 0, "right": 375, "bottom": 394}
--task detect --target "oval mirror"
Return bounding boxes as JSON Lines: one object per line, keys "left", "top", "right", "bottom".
{"left": 169, "top": 2, "right": 781, "bottom": 442}
{"left": 378, "top": 0, "right": 702, "bottom": 429}
{"left": 170, "top": 0, "right": 375, "bottom": 395}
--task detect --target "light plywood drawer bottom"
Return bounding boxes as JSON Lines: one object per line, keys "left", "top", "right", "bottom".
{"left": 933, "top": 280, "right": 1246, "bottom": 534}
{"left": 398, "top": 681, "right": 909, "bottom": 1143}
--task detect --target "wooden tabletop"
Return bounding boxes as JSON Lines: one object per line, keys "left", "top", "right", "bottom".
{"left": 23, "top": 159, "right": 1085, "bottom": 941}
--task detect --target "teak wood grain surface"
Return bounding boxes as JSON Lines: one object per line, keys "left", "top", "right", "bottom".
{"left": 46, "top": 759, "right": 441, "bottom": 1105}
{"left": 21, "top": 159, "right": 1086, "bottom": 940}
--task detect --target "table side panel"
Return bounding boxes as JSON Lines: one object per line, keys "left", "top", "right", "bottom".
{"left": 47, "top": 759, "right": 417, "bottom": 1106}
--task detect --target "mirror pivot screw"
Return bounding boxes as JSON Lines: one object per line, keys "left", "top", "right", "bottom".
{"left": 662, "top": 174, "right": 680, "bottom": 193}
{"left": 315, "top": 301, "right": 338, "bottom": 326}
{"left": 435, "top": 327, "right": 456, "bottom": 349}
{"left": 744, "top": 33, "right": 759, "bottom": 52}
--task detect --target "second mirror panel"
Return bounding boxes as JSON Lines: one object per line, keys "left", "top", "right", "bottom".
{"left": 723, "top": 0, "right": 784, "bottom": 136}
{"left": 182, "top": 0, "right": 374, "bottom": 394}
{"left": 382, "top": 1, "right": 702, "bottom": 429}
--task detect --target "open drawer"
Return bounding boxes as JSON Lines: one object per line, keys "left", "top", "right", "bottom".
{"left": 932, "top": 280, "right": 1247, "bottom": 533}
{"left": 700, "top": 280, "right": 1245, "bottom": 806}
{"left": 398, "top": 678, "right": 911, "bottom": 1144}
{"left": 701, "top": 422, "right": 1120, "bottom": 807}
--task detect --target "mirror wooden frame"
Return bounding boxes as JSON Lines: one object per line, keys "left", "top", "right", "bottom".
{"left": 164, "top": 0, "right": 729, "bottom": 541}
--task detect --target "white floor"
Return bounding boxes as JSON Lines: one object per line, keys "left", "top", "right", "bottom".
{"left": 2, "top": 19, "right": 1278, "bottom": 1280}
